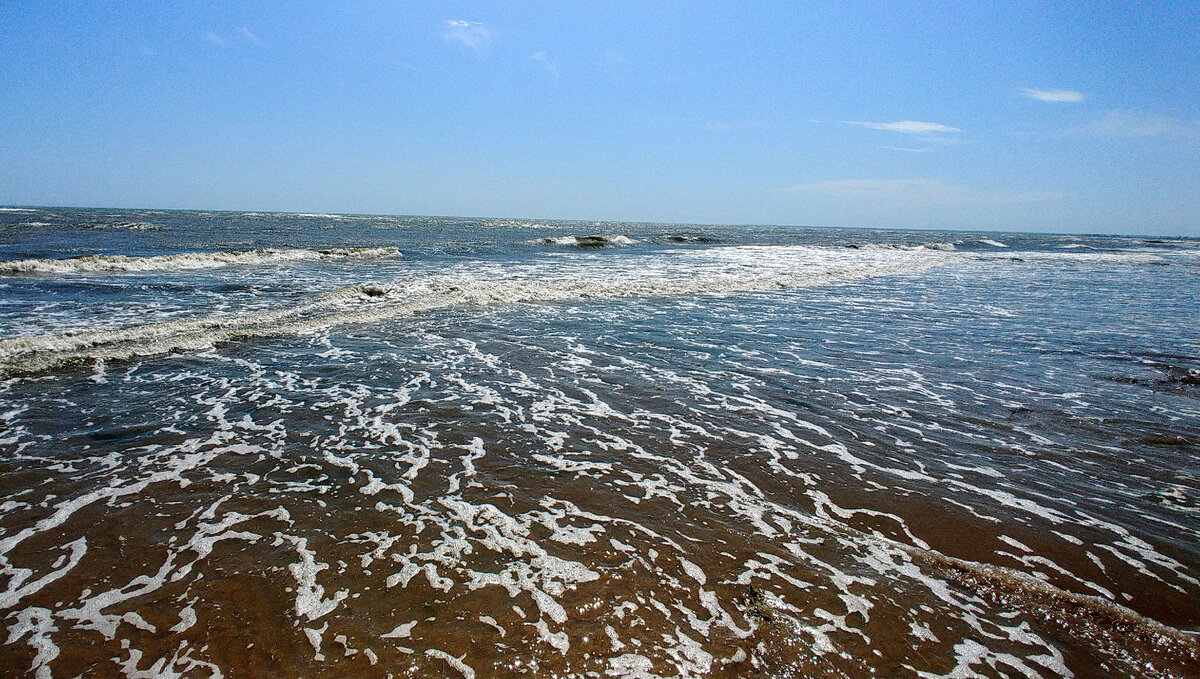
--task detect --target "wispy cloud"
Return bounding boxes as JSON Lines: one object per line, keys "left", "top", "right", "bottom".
{"left": 443, "top": 19, "right": 491, "bottom": 53}
{"left": 1071, "top": 109, "right": 1200, "bottom": 139}
{"left": 882, "top": 146, "right": 936, "bottom": 153}
{"left": 1021, "top": 88, "right": 1084, "bottom": 103}
{"left": 203, "top": 28, "right": 263, "bottom": 49}
{"left": 702, "top": 120, "right": 763, "bottom": 131}
{"left": 531, "top": 51, "right": 560, "bottom": 78}
{"left": 785, "top": 179, "right": 1061, "bottom": 205}
{"left": 842, "top": 120, "right": 960, "bottom": 134}
{"left": 202, "top": 32, "right": 229, "bottom": 49}
{"left": 239, "top": 27, "right": 263, "bottom": 47}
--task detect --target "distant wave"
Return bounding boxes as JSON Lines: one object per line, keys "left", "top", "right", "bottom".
{"left": 0, "top": 247, "right": 402, "bottom": 275}
{"left": 292, "top": 213, "right": 355, "bottom": 220}
{"left": 994, "top": 251, "right": 1166, "bottom": 265}
{"left": 978, "top": 238, "right": 1008, "bottom": 248}
{"left": 538, "top": 235, "right": 636, "bottom": 248}
{"left": 0, "top": 246, "right": 955, "bottom": 373}
{"left": 845, "top": 241, "right": 957, "bottom": 251}
{"left": 662, "top": 235, "right": 718, "bottom": 244}
{"left": 0, "top": 216, "right": 163, "bottom": 231}
{"left": 80, "top": 221, "right": 163, "bottom": 231}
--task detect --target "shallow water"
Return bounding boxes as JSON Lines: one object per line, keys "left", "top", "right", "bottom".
{"left": 0, "top": 208, "right": 1198, "bottom": 678}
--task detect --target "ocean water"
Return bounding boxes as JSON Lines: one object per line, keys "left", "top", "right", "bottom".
{"left": 0, "top": 207, "right": 1197, "bottom": 679}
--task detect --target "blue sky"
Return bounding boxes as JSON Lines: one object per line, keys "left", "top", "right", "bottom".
{"left": 1, "top": 2, "right": 1197, "bottom": 235}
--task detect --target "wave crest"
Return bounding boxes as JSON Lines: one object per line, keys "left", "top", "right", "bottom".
{"left": 0, "top": 247, "right": 954, "bottom": 373}
{"left": 538, "top": 235, "right": 636, "bottom": 248}
{"left": 0, "top": 247, "right": 402, "bottom": 275}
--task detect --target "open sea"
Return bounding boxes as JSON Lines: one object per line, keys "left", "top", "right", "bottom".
{"left": 0, "top": 207, "right": 1197, "bottom": 679}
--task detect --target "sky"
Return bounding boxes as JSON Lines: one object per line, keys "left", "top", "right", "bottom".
{"left": 1, "top": 1, "right": 1197, "bottom": 235}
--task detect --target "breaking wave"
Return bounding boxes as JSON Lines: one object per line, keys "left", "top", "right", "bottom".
{"left": 538, "top": 235, "right": 637, "bottom": 248}
{"left": 0, "top": 247, "right": 402, "bottom": 275}
{"left": 0, "top": 246, "right": 954, "bottom": 373}
{"left": 845, "top": 241, "right": 959, "bottom": 251}
{"left": 80, "top": 221, "right": 162, "bottom": 231}
{"left": 662, "top": 234, "right": 719, "bottom": 244}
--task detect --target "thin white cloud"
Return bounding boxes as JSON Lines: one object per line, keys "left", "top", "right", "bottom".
{"left": 703, "top": 121, "right": 763, "bottom": 131}
{"left": 240, "top": 27, "right": 263, "bottom": 47}
{"left": 785, "top": 179, "right": 1061, "bottom": 205}
{"left": 531, "top": 51, "right": 560, "bottom": 78}
{"left": 1072, "top": 109, "right": 1200, "bottom": 139}
{"left": 443, "top": 19, "right": 491, "bottom": 53}
{"left": 842, "top": 120, "right": 960, "bottom": 134}
{"left": 1021, "top": 88, "right": 1085, "bottom": 103}
{"left": 202, "top": 32, "right": 229, "bottom": 49}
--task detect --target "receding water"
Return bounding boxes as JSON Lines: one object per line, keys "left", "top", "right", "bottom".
{"left": 0, "top": 208, "right": 1197, "bottom": 678}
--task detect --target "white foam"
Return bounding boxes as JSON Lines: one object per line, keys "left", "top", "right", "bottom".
{"left": 169, "top": 604, "right": 197, "bottom": 633}
{"left": 533, "top": 618, "right": 570, "bottom": 653}
{"left": 381, "top": 621, "right": 419, "bottom": 639}
{"left": 425, "top": 648, "right": 476, "bottom": 678}
{"left": 280, "top": 534, "right": 350, "bottom": 621}
{"left": 5, "top": 607, "right": 60, "bottom": 679}
{"left": 1, "top": 245, "right": 956, "bottom": 374}
{"left": 607, "top": 653, "right": 667, "bottom": 678}
{"left": 997, "top": 250, "right": 1164, "bottom": 264}
{"left": 910, "top": 620, "right": 939, "bottom": 642}
{"left": 678, "top": 558, "right": 706, "bottom": 585}
{"left": 539, "top": 234, "right": 637, "bottom": 248}
{"left": 305, "top": 622, "right": 329, "bottom": 661}
{"left": 0, "top": 246, "right": 400, "bottom": 275}
{"left": 479, "top": 615, "right": 505, "bottom": 637}
{"left": 0, "top": 537, "right": 87, "bottom": 610}
{"left": 293, "top": 213, "right": 353, "bottom": 220}
{"left": 112, "top": 639, "right": 227, "bottom": 679}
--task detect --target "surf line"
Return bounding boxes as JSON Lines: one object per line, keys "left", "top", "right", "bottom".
{"left": 0, "top": 252, "right": 954, "bottom": 374}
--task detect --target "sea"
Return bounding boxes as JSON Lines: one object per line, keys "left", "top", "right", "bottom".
{"left": 0, "top": 206, "right": 1197, "bottom": 679}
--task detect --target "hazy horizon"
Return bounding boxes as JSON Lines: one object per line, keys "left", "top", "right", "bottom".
{"left": 4, "top": 203, "right": 1197, "bottom": 240}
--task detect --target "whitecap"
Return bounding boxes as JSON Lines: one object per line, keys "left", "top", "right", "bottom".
{"left": 0, "top": 246, "right": 401, "bottom": 275}
{"left": 0, "top": 246, "right": 958, "bottom": 374}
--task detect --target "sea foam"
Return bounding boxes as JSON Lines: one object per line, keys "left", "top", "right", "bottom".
{"left": 0, "top": 246, "right": 401, "bottom": 275}
{"left": 0, "top": 245, "right": 956, "bottom": 373}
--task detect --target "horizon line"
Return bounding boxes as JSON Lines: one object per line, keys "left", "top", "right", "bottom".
{"left": 1, "top": 203, "right": 1194, "bottom": 239}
